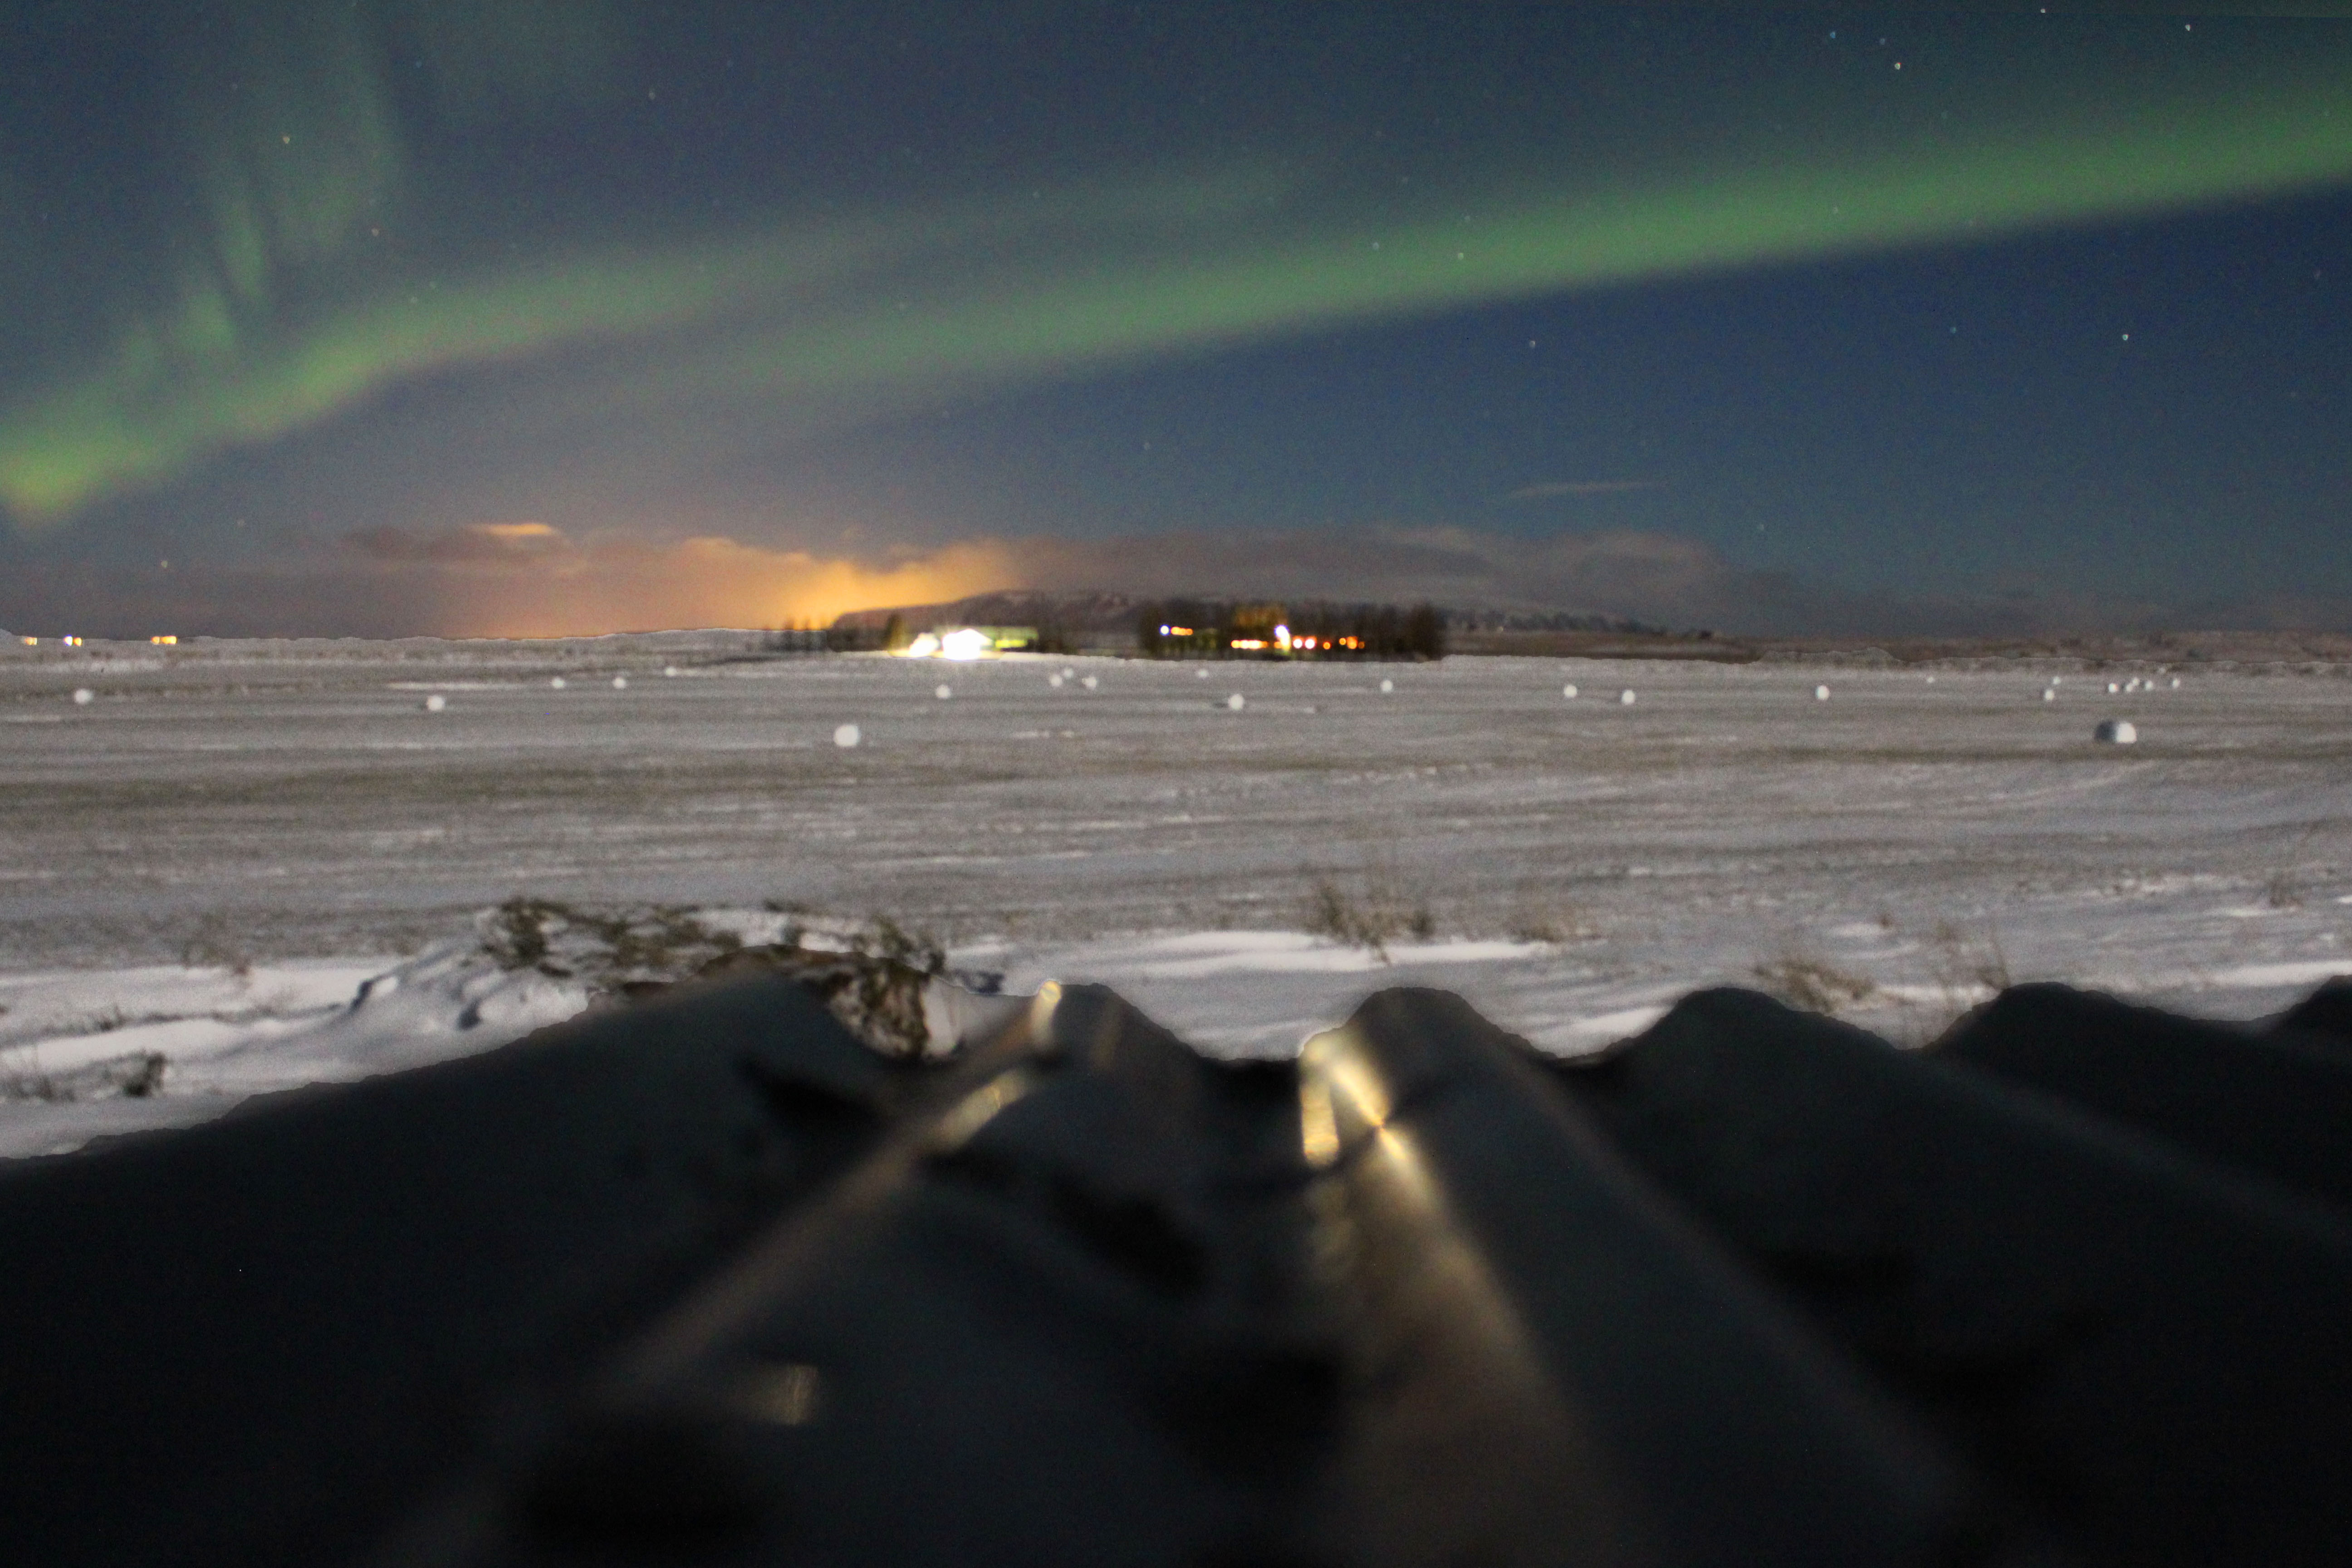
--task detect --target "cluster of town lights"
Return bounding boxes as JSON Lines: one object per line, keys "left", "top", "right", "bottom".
{"left": 16, "top": 635, "right": 176, "bottom": 646}
{"left": 1165, "top": 622, "right": 1366, "bottom": 655}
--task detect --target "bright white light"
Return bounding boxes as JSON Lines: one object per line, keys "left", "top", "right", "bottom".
{"left": 423, "top": 694, "right": 446, "bottom": 713}
{"left": 612, "top": 676, "right": 628, "bottom": 690}
{"left": 1383, "top": 679, "right": 1396, "bottom": 694}
{"left": 1814, "top": 685, "right": 1831, "bottom": 701}
{"left": 906, "top": 632, "right": 942, "bottom": 658}
{"left": 663, "top": 665, "right": 679, "bottom": 677}
{"left": 833, "top": 723, "right": 862, "bottom": 748}
{"left": 1227, "top": 693, "right": 1246, "bottom": 710}
{"left": 941, "top": 627, "right": 991, "bottom": 661}
{"left": 71, "top": 688, "right": 92, "bottom": 706}
{"left": 1561, "top": 683, "right": 1577, "bottom": 699}
{"left": 1619, "top": 689, "right": 1637, "bottom": 705}
{"left": 550, "top": 676, "right": 566, "bottom": 690}
{"left": 935, "top": 684, "right": 953, "bottom": 700}
{"left": 1080, "top": 674, "right": 1098, "bottom": 690}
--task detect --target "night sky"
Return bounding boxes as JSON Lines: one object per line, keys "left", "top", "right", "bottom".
{"left": 4, "top": 3, "right": 2350, "bottom": 638}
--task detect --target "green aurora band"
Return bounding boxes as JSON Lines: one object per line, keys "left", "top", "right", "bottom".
{"left": 6, "top": 53, "right": 2352, "bottom": 526}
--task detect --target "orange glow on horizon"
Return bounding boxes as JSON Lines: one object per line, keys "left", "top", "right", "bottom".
{"left": 418, "top": 530, "right": 1021, "bottom": 639}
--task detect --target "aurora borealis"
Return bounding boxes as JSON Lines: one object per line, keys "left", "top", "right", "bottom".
{"left": 5, "top": 5, "right": 2352, "bottom": 636}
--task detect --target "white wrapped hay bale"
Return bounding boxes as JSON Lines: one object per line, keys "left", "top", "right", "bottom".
{"left": 2093, "top": 719, "right": 2138, "bottom": 745}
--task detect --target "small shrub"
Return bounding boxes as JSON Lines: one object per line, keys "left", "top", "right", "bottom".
{"left": 1928, "top": 920, "right": 2011, "bottom": 996}
{"left": 1752, "top": 953, "right": 1877, "bottom": 1016}
{"left": 181, "top": 917, "right": 254, "bottom": 979}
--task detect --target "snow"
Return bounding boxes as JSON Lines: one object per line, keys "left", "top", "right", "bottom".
{"left": 4, "top": 639, "right": 2349, "bottom": 1153}
{"left": 0, "top": 950, "right": 583, "bottom": 1159}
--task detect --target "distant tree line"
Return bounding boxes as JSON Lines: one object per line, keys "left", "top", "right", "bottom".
{"left": 1136, "top": 600, "right": 1445, "bottom": 660}
{"left": 761, "top": 621, "right": 871, "bottom": 653}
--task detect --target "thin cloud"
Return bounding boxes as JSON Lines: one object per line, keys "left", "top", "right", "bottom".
{"left": 1507, "top": 480, "right": 1665, "bottom": 501}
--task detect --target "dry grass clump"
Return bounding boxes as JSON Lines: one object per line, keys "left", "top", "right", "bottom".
{"left": 1504, "top": 888, "right": 1597, "bottom": 947}
{"left": 2, "top": 1050, "right": 167, "bottom": 1103}
{"left": 477, "top": 896, "right": 952, "bottom": 1056}
{"left": 1305, "top": 877, "right": 1435, "bottom": 962}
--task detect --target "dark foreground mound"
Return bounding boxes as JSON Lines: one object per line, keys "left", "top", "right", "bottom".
{"left": 1, "top": 972, "right": 2349, "bottom": 1567}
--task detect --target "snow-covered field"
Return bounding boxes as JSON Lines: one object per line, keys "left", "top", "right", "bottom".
{"left": 4, "top": 634, "right": 2349, "bottom": 1155}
